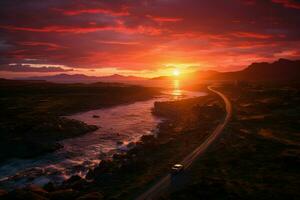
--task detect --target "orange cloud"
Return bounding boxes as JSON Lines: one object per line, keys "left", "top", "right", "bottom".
{"left": 0, "top": 24, "right": 162, "bottom": 35}
{"left": 231, "top": 32, "right": 273, "bottom": 39}
{"left": 1, "top": 0, "right": 300, "bottom": 76}
{"left": 97, "top": 40, "right": 140, "bottom": 45}
{"left": 147, "top": 15, "right": 183, "bottom": 23}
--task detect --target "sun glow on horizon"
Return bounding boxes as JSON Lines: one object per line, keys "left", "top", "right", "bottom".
{"left": 173, "top": 68, "right": 180, "bottom": 76}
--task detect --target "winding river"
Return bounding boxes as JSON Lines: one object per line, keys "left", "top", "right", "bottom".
{"left": 0, "top": 82, "right": 206, "bottom": 189}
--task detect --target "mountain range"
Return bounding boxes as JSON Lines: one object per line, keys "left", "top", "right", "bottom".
{"left": 19, "top": 73, "right": 147, "bottom": 83}
{"left": 193, "top": 58, "right": 300, "bottom": 81}
{"left": 17, "top": 58, "right": 300, "bottom": 84}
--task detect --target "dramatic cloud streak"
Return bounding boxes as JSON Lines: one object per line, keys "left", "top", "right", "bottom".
{"left": 56, "top": 8, "right": 129, "bottom": 16}
{"left": 0, "top": 64, "right": 73, "bottom": 72}
{"left": 0, "top": 0, "right": 300, "bottom": 77}
{"left": 272, "top": 0, "right": 300, "bottom": 9}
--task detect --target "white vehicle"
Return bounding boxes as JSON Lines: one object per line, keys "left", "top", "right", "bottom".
{"left": 171, "top": 164, "right": 184, "bottom": 174}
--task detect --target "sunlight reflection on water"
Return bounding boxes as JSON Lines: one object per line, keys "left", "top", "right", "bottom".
{"left": 172, "top": 79, "right": 183, "bottom": 100}
{"left": 0, "top": 87, "right": 206, "bottom": 189}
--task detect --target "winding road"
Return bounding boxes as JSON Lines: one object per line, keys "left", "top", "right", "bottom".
{"left": 136, "top": 86, "right": 232, "bottom": 200}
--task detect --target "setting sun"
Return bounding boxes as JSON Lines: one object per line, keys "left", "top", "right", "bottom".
{"left": 173, "top": 69, "right": 180, "bottom": 76}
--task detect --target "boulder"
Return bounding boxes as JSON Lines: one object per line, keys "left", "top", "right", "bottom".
{"left": 64, "top": 175, "right": 82, "bottom": 184}
{"left": 43, "top": 182, "right": 55, "bottom": 192}
{"left": 112, "top": 153, "right": 127, "bottom": 161}
{"left": 63, "top": 175, "right": 88, "bottom": 190}
{"left": 141, "top": 135, "right": 156, "bottom": 144}
{"left": 86, "top": 160, "right": 113, "bottom": 180}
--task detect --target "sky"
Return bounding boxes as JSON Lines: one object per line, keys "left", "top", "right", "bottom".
{"left": 0, "top": 0, "right": 300, "bottom": 78}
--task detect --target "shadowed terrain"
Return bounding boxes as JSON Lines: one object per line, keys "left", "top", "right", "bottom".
{"left": 166, "top": 82, "right": 300, "bottom": 199}
{"left": 0, "top": 79, "right": 159, "bottom": 162}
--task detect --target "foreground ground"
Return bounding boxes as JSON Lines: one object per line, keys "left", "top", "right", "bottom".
{"left": 165, "top": 82, "right": 300, "bottom": 199}
{"left": 0, "top": 85, "right": 223, "bottom": 199}
{"left": 0, "top": 79, "right": 159, "bottom": 162}
{"left": 1, "top": 81, "right": 298, "bottom": 200}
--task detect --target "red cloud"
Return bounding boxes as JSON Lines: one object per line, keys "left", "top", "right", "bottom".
{"left": 0, "top": 24, "right": 162, "bottom": 35}
{"left": 272, "top": 0, "right": 300, "bottom": 9}
{"left": 19, "top": 41, "right": 64, "bottom": 49}
{"left": 147, "top": 15, "right": 183, "bottom": 23}
{"left": 1, "top": 0, "right": 300, "bottom": 74}
{"left": 0, "top": 25, "right": 114, "bottom": 33}
{"left": 55, "top": 8, "right": 129, "bottom": 16}
{"left": 231, "top": 32, "right": 273, "bottom": 39}
{"left": 97, "top": 40, "right": 140, "bottom": 45}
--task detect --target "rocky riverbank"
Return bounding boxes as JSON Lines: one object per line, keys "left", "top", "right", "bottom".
{"left": 0, "top": 79, "right": 160, "bottom": 163}
{"left": 0, "top": 91, "right": 224, "bottom": 200}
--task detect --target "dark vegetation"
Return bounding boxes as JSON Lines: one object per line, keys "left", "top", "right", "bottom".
{"left": 0, "top": 79, "right": 159, "bottom": 162}
{"left": 0, "top": 90, "right": 223, "bottom": 199}
{"left": 167, "top": 82, "right": 300, "bottom": 199}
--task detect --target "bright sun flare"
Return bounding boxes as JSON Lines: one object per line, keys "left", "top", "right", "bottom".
{"left": 173, "top": 69, "right": 180, "bottom": 76}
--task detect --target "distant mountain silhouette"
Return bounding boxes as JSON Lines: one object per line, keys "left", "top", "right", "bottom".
{"left": 193, "top": 58, "right": 300, "bottom": 81}
{"left": 20, "top": 73, "right": 147, "bottom": 83}
{"left": 238, "top": 58, "right": 300, "bottom": 80}
{"left": 16, "top": 58, "right": 300, "bottom": 84}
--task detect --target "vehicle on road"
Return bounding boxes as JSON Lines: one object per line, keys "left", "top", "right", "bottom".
{"left": 171, "top": 164, "right": 184, "bottom": 175}
{"left": 136, "top": 87, "right": 232, "bottom": 200}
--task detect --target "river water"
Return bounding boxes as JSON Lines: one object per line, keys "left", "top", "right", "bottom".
{"left": 0, "top": 85, "right": 206, "bottom": 190}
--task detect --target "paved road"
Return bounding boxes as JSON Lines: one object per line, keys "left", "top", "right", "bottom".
{"left": 136, "top": 86, "right": 232, "bottom": 200}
